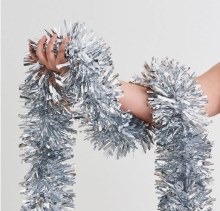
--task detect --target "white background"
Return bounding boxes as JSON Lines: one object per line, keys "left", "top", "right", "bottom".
{"left": 1, "top": 0, "right": 220, "bottom": 210}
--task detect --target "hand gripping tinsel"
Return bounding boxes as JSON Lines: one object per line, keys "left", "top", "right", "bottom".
{"left": 129, "top": 57, "right": 215, "bottom": 210}
{"left": 19, "top": 21, "right": 153, "bottom": 210}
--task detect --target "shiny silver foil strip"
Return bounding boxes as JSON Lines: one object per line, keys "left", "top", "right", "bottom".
{"left": 60, "top": 21, "right": 153, "bottom": 159}
{"left": 129, "top": 57, "right": 215, "bottom": 210}
{"left": 19, "top": 21, "right": 153, "bottom": 210}
{"left": 19, "top": 65, "right": 77, "bottom": 210}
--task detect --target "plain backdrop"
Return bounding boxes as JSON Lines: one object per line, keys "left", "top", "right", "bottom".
{"left": 1, "top": 0, "right": 220, "bottom": 210}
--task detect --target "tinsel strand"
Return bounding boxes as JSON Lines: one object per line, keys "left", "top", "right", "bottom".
{"left": 59, "top": 21, "right": 153, "bottom": 159}
{"left": 19, "top": 21, "right": 154, "bottom": 210}
{"left": 19, "top": 64, "right": 77, "bottom": 210}
{"left": 129, "top": 57, "right": 215, "bottom": 210}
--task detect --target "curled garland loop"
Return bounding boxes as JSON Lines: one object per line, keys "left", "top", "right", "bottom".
{"left": 61, "top": 22, "right": 153, "bottom": 158}
{"left": 129, "top": 57, "right": 215, "bottom": 210}
{"left": 19, "top": 21, "right": 153, "bottom": 210}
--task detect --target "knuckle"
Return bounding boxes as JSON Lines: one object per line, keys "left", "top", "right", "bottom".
{"left": 56, "top": 56, "right": 64, "bottom": 64}
{"left": 46, "top": 48, "right": 50, "bottom": 56}
{"left": 58, "top": 47, "right": 65, "bottom": 54}
{"left": 48, "top": 63, "right": 53, "bottom": 70}
{"left": 39, "top": 59, "right": 45, "bottom": 65}
{"left": 49, "top": 65, "right": 56, "bottom": 71}
{"left": 56, "top": 58, "right": 64, "bottom": 65}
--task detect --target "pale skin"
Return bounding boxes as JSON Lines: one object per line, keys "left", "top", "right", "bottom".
{"left": 29, "top": 34, "right": 220, "bottom": 124}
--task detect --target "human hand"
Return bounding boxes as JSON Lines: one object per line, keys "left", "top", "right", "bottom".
{"left": 28, "top": 33, "right": 70, "bottom": 75}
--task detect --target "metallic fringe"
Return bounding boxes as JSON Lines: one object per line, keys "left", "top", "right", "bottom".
{"left": 19, "top": 21, "right": 153, "bottom": 210}
{"left": 61, "top": 22, "right": 153, "bottom": 159}
{"left": 130, "top": 57, "right": 215, "bottom": 210}
{"left": 19, "top": 65, "right": 76, "bottom": 210}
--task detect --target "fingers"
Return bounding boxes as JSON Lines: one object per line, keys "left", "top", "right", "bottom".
{"left": 36, "top": 35, "right": 49, "bottom": 68}
{"left": 33, "top": 33, "right": 70, "bottom": 75}
{"left": 56, "top": 36, "right": 69, "bottom": 64}
{"left": 46, "top": 34, "right": 57, "bottom": 70}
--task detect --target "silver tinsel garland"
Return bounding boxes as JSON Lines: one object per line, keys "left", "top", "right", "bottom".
{"left": 19, "top": 21, "right": 153, "bottom": 210}
{"left": 129, "top": 57, "right": 215, "bottom": 210}
{"left": 19, "top": 21, "right": 215, "bottom": 210}
{"left": 19, "top": 65, "right": 77, "bottom": 210}
{"left": 61, "top": 22, "right": 153, "bottom": 158}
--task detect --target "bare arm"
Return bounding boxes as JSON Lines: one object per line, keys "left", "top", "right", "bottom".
{"left": 29, "top": 36, "right": 220, "bottom": 123}
{"left": 197, "top": 62, "right": 220, "bottom": 117}
{"left": 118, "top": 62, "right": 220, "bottom": 124}
{"left": 118, "top": 80, "right": 153, "bottom": 124}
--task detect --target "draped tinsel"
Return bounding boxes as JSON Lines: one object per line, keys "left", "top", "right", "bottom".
{"left": 19, "top": 21, "right": 153, "bottom": 210}
{"left": 19, "top": 20, "right": 214, "bottom": 210}
{"left": 19, "top": 65, "right": 77, "bottom": 210}
{"left": 61, "top": 22, "right": 153, "bottom": 158}
{"left": 129, "top": 57, "right": 215, "bottom": 210}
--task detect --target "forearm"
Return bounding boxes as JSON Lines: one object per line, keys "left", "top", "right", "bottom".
{"left": 197, "top": 62, "right": 220, "bottom": 117}
{"left": 118, "top": 63, "right": 220, "bottom": 124}
{"left": 118, "top": 80, "right": 153, "bottom": 124}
